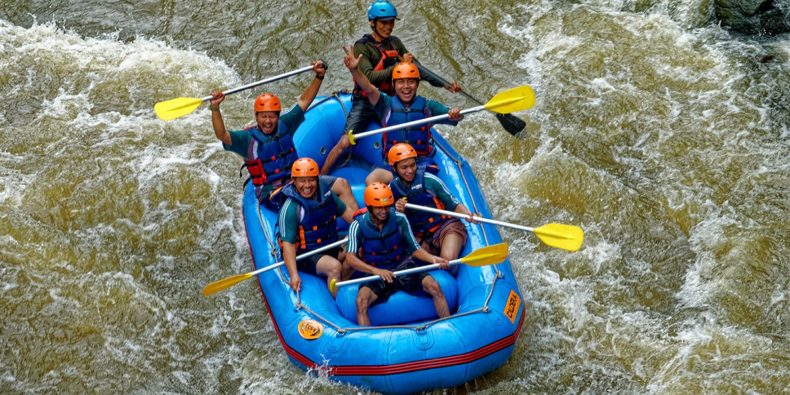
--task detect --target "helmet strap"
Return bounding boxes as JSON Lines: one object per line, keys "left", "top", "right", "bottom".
{"left": 370, "top": 20, "right": 384, "bottom": 41}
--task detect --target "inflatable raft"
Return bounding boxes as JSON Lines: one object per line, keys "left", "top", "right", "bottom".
{"left": 242, "top": 93, "right": 525, "bottom": 394}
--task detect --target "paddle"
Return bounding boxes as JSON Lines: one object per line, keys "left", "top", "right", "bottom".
{"left": 347, "top": 85, "right": 535, "bottom": 145}
{"left": 329, "top": 243, "right": 508, "bottom": 294}
{"left": 202, "top": 238, "right": 347, "bottom": 296}
{"left": 404, "top": 203, "right": 584, "bottom": 252}
{"left": 155, "top": 64, "right": 318, "bottom": 121}
{"left": 416, "top": 64, "right": 527, "bottom": 135}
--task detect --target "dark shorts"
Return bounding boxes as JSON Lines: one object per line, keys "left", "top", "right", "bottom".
{"left": 360, "top": 257, "right": 431, "bottom": 304}
{"left": 344, "top": 95, "right": 381, "bottom": 134}
{"left": 296, "top": 247, "right": 341, "bottom": 277}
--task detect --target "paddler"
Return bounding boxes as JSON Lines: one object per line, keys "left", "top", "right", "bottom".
{"left": 277, "top": 158, "right": 354, "bottom": 296}
{"left": 320, "top": 0, "right": 461, "bottom": 176}
{"left": 346, "top": 182, "right": 450, "bottom": 326}
{"left": 208, "top": 61, "right": 357, "bottom": 212}
{"left": 387, "top": 143, "right": 475, "bottom": 275}
{"left": 324, "top": 48, "right": 464, "bottom": 184}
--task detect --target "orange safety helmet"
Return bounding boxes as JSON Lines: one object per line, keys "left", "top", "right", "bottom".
{"left": 364, "top": 182, "right": 395, "bottom": 207}
{"left": 392, "top": 62, "right": 420, "bottom": 81}
{"left": 291, "top": 158, "right": 319, "bottom": 178}
{"left": 387, "top": 143, "right": 417, "bottom": 166}
{"left": 253, "top": 93, "right": 281, "bottom": 113}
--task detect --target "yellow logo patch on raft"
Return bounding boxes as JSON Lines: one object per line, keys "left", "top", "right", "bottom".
{"left": 504, "top": 290, "right": 521, "bottom": 324}
{"left": 298, "top": 319, "right": 324, "bottom": 340}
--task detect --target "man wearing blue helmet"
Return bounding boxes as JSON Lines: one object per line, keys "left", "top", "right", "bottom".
{"left": 321, "top": 0, "right": 461, "bottom": 175}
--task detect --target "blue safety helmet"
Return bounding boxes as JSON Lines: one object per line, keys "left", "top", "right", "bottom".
{"left": 367, "top": 0, "right": 399, "bottom": 21}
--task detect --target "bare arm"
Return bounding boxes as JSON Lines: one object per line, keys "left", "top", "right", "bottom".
{"left": 343, "top": 45, "right": 380, "bottom": 106}
{"left": 295, "top": 60, "right": 327, "bottom": 112}
{"left": 346, "top": 252, "right": 394, "bottom": 283}
{"left": 209, "top": 91, "right": 231, "bottom": 145}
{"left": 412, "top": 248, "right": 449, "bottom": 270}
{"left": 281, "top": 241, "right": 301, "bottom": 292}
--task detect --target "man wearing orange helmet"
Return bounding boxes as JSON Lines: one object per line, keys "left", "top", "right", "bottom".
{"left": 323, "top": 49, "right": 464, "bottom": 183}
{"left": 208, "top": 61, "right": 355, "bottom": 211}
{"left": 277, "top": 158, "right": 355, "bottom": 296}
{"left": 345, "top": 182, "right": 451, "bottom": 326}
{"left": 388, "top": 143, "right": 474, "bottom": 274}
{"left": 339, "top": 1, "right": 460, "bottom": 151}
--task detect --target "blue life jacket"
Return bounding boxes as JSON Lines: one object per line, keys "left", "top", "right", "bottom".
{"left": 390, "top": 166, "right": 450, "bottom": 238}
{"left": 382, "top": 96, "right": 433, "bottom": 158}
{"left": 279, "top": 177, "right": 339, "bottom": 252}
{"left": 355, "top": 209, "right": 406, "bottom": 270}
{"left": 244, "top": 124, "right": 298, "bottom": 200}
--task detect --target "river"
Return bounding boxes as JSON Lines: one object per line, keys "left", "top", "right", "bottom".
{"left": 1, "top": 1, "right": 788, "bottom": 393}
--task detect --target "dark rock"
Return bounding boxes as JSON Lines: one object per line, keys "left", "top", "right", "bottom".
{"left": 758, "top": 54, "right": 775, "bottom": 62}
{"left": 715, "top": 0, "right": 790, "bottom": 34}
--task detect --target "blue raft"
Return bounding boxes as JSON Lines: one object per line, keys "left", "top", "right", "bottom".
{"left": 242, "top": 93, "right": 525, "bottom": 394}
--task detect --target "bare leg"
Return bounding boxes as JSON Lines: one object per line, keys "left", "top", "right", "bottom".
{"left": 316, "top": 255, "right": 343, "bottom": 297}
{"left": 439, "top": 233, "right": 465, "bottom": 261}
{"left": 365, "top": 168, "right": 393, "bottom": 185}
{"left": 356, "top": 286, "right": 378, "bottom": 326}
{"left": 422, "top": 275, "right": 449, "bottom": 318}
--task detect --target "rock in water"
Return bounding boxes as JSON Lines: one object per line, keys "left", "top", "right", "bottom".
{"left": 715, "top": 0, "right": 790, "bottom": 34}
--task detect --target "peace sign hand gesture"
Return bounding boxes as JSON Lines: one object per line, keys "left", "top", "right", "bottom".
{"left": 342, "top": 45, "right": 362, "bottom": 72}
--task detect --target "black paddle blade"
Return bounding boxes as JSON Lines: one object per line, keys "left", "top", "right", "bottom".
{"left": 496, "top": 113, "right": 526, "bottom": 135}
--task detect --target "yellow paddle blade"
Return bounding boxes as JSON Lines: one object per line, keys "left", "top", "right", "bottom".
{"left": 154, "top": 97, "right": 204, "bottom": 121}
{"left": 202, "top": 273, "right": 253, "bottom": 296}
{"left": 534, "top": 223, "right": 584, "bottom": 252}
{"left": 459, "top": 243, "right": 509, "bottom": 266}
{"left": 483, "top": 85, "right": 536, "bottom": 114}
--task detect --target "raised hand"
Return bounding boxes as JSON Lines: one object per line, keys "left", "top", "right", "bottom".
{"left": 342, "top": 45, "right": 363, "bottom": 71}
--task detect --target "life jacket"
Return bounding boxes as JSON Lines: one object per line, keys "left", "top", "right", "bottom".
{"left": 390, "top": 166, "right": 450, "bottom": 238}
{"left": 382, "top": 95, "right": 433, "bottom": 158}
{"left": 243, "top": 124, "right": 298, "bottom": 201}
{"left": 278, "top": 178, "right": 339, "bottom": 252}
{"left": 353, "top": 34, "right": 401, "bottom": 96}
{"left": 354, "top": 208, "right": 406, "bottom": 270}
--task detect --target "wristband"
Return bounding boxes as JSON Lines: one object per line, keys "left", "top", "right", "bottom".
{"left": 316, "top": 74, "right": 325, "bottom": 80}
{"left": 209, "top": 104, "right": 220, "bottom": 112}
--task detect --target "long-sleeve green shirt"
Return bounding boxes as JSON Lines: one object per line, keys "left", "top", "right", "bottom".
{"left": 353, "top": 34, "right": 445, "bottom": 90}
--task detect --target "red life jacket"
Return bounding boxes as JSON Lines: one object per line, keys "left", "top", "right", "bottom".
{"left": 353, "top": 34, "right": 401, "bottom": 96}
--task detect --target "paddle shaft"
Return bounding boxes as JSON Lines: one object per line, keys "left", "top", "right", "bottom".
{"left": 196, "top": 64, "right": 316, "bottom": 103}
{"left": 249, "top": 237, "right": 347, "bottom": 277}
{"left": 352, "top": 105, "right": 483, "bottom": 140}
{"left": 334, "top": 258, "right": 463, "bottom": 289}
{"left": 416, "top": 63, "right": 526, "bottom": 135}
{"left": 404, "top": 203, "right": 535, "bottom": 232}
{"left": 416, "top": 63, "right": 484, "bottom": 104}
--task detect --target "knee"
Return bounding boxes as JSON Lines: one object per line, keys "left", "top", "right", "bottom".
{"left": 327, "top": 261, "right": 342, "bottom": 279}
{"left": 365, "top": 169, "right": 392, "bottom": 185}
{"left": 356, "top": 294, "right": 370, "bottom": 311}
{"left": 423, "top": 278, "right": 443, "bottom": 296}
{"left": 334, "top": 177, "right": 350, "bottom": 192}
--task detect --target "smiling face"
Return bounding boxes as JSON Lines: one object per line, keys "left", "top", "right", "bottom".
{"left": 393, "top": 78, "right": 418, "bottom": 103}
{"left": 369, "top": 205, "right": 390, "bottom": 222}
{"left": 256, "top": 111, "right": 279, "bottom": 134}
{"left": 394, "top": 157, "right": 417, "bottom": 182}
{"left": 370, "top": 19, "right": 395, "bottom": 40}
{"left": 293, "top": 176, "right": 318, "bottom": 199}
